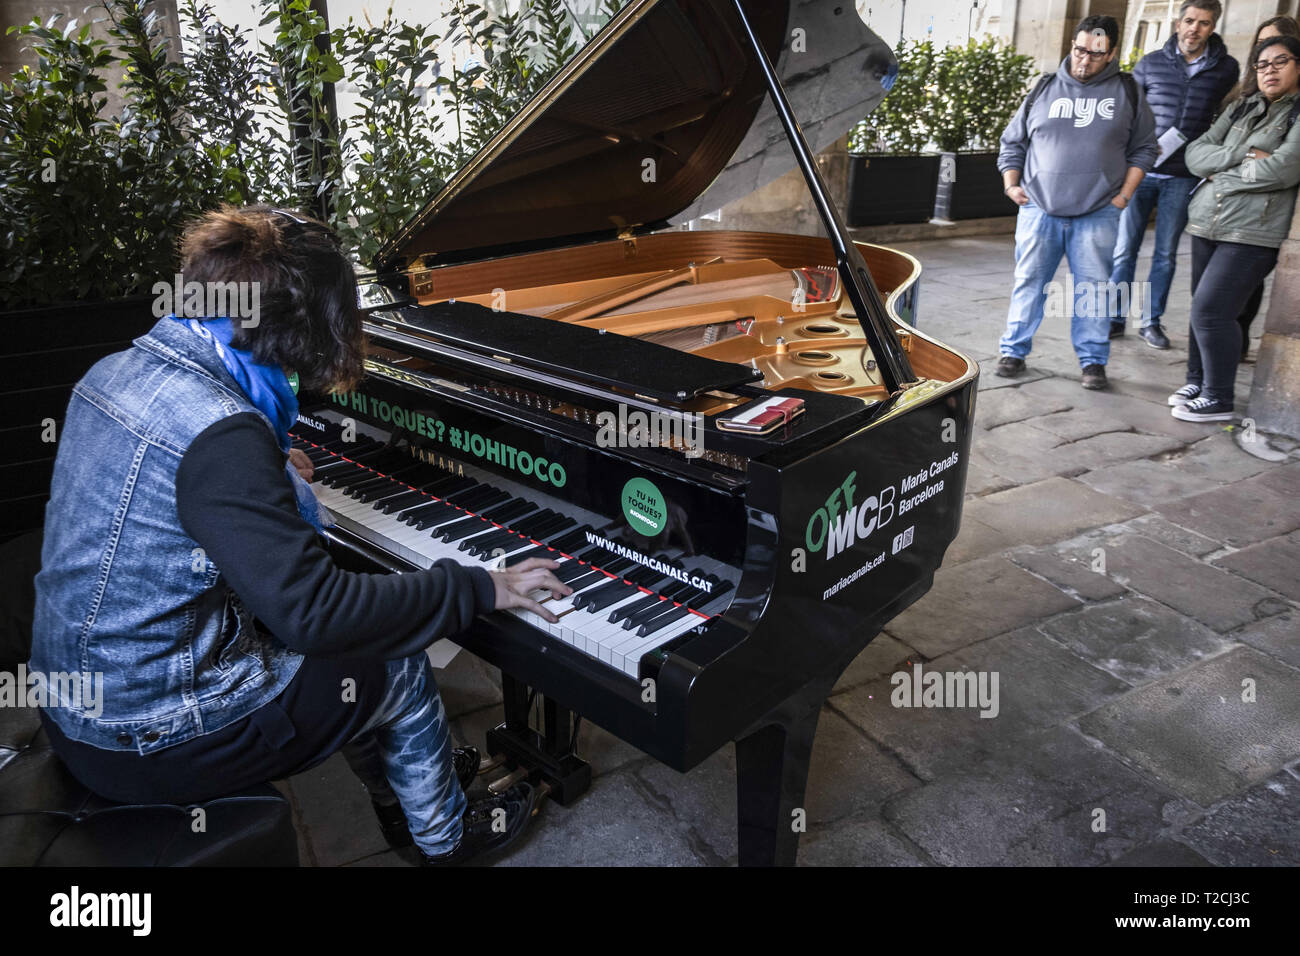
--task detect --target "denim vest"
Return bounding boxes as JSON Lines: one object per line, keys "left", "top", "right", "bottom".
{"left": 30, "top": 317, "right": 303, "bottom": 754}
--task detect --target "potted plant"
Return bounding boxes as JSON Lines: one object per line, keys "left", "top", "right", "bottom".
{"left": 929, "top": 36, "right": 1035, "bottom": 220}
{"left": 846, "top": 38, "right": 942, "bottom": 227}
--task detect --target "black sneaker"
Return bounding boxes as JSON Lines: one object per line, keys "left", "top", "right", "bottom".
{"left": 1138, "top": 324, "right": 1170, "bottom": 349}
{"left": 371, "top": 746, "right": 481, "bottom": 849}
{"left": 420, "top": 781, "right": 537, "bottom": 867}
{"left": 1108, "top": 321, "right": 1126, "bottom": 339}
{"left": 1080, "top": 363, "right": 1108, "bottom": 390}
{"left": 1167, "top": 383, "right": 1201, "bottom": 406}
{"left": 995, "top": 356, "right": 1025, "bottom": 378}
{"left": 1171, "top": 396, "right": 1234, "bottom": 422}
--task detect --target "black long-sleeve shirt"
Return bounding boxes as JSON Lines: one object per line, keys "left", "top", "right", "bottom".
{"left": 175, "top": 413, "right": 496, "bottom": 660}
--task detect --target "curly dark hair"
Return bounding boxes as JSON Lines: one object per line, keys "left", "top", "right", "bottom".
{"left": 178, "top": 204, "right": 365, "bottom": 393}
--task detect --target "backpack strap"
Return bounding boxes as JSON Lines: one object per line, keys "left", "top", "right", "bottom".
{"left": 1119, "top": 71, "right": 1139, "bottom": 121}
{"left": 1022, "top": 73, "right": 1054, "bottom": 117}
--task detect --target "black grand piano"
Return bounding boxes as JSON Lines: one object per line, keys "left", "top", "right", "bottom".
{"left": 294, "top": 0, "right": 978, "bottom": 866}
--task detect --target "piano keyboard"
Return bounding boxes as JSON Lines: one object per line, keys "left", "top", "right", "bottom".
{"left": 291, "top": 429, "right": 734, "bottom": 679}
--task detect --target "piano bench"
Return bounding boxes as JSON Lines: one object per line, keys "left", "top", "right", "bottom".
{"left": 0, "top": 689, "right": 300, "bottom": 867}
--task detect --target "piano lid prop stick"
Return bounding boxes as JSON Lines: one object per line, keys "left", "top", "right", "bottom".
{"left": 726, "top": 0, "right": 918, "bottom": 395}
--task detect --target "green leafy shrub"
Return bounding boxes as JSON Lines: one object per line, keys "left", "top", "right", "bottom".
{"left": 929, "top": 37, "right": 1036, "bottom": 153}
{"left": 849, "top": 38, "right": 937, "bottom": 155}
{"left": 849, "top": 36, "right": 1035, "bottom": 155}
{"left": 0, "top": 0, "right": 625, "bottom": 308}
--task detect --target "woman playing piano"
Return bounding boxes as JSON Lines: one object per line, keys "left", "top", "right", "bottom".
{"left": 29, "top": 204, "right": 570, "bottom": 866}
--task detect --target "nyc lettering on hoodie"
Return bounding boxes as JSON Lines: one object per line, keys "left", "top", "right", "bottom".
{"left": 998, "top": 57, "right": 1159, "bottom": 217}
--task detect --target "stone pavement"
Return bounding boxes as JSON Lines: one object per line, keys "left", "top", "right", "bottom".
{"left": 282, "top": 230, "right": 1300, "bottom": 867}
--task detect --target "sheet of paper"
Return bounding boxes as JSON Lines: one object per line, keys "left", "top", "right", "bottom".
{"left": 425, "top": 638, "right": 463, "bottom": 669}
{"left": 1153, "top": 126, "right": 1188, "bottom": 167}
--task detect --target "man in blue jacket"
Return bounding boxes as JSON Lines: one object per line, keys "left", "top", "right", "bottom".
{"left": 997, "top": 15, "right": 1158, "bottom": 390}
{"left": 1108, "top": 0, "right": 1238, "bottom": 348}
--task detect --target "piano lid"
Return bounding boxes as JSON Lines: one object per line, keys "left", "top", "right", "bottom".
{"left": 375, "top": 0, "right": 893, "bottom": 273}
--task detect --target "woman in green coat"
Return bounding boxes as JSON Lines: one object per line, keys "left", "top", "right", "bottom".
{"left": 1170, "top": 34, "right": 1300, "bottom": 422}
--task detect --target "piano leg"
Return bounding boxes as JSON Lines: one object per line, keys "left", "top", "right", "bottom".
{"left": 486, "top": 674, "right": 593, "bottom": 807}
{"left": 734, "top": 666, "right": 842, "bottom": 867}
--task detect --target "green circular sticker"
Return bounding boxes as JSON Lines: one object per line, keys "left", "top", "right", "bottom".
{"left": 286, "top": 370, "right": 299, "bottom": 395}
{"left": 622, "top": 477, "right": 667, "bottom": 537}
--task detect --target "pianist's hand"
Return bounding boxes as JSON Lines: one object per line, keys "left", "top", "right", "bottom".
{"left": 288, "top": 447, "right": 314, "bottom": 481}
{"left": 490, "top": 557, "right": 573, "bottom": 624}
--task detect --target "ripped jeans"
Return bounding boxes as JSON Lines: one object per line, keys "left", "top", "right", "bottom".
{"left": 340, "top": 654, "right": 467, "bottom": 856}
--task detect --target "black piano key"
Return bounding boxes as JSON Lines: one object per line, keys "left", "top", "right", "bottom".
{"left": 554, "top": 560, "right": 597, "bottom": 584}
{"left": 461, "top": 527, "right": 525, "bottom": 555}
{"left": 621, "top": 599, "right": 681, "bottom": 632}
{"left": 534, "top": 515, "right": 577, "bottom": 539}
{"left": 506, "top": 545, "right": 557, "bottom": 564}
{"left": 446, "top": 486, "right": 508, "bottom": 511}
{"left": 407, "top": 503, "right": 460, "bottom": 530}
{"left": 609, "top": 593, "right": 665, "bottom": 623}
{"left": 561, "top": 571, "right": 612, "bottom": 597}
{"left": 586, "top": 581, "right": 641, "bottom": 613}
{"left": 548, "top": 526, "right": 594, "bottom": 553}
{"left": 636, "top": 605, "right": 694, "bottom": 637}
{"left": 524, "top": 512, "right": 572, "bottom": 538}
{"left": 438, "top": 515, "right": 499, "bottom": 544}
{"left": 573, "top": 579, "right": 631, "bottom": 611}
{"left": 375, "top": 490, "right": 433, "bottom": 514}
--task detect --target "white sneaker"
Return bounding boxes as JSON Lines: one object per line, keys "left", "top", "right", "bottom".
{"left": 1167, "top": 384, "right": 1201, "bottom": 407}
{"left": 1171, "top": 396, "right": 1234, "bottom": 422}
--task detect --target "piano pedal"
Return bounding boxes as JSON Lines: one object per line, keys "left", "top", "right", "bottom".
{"left": 488, "top": 766, "right": 530, "bottom": 794}
{"left": 531, "top": 779, "right": 552, "bottom": 816}
{"left": 477, "top": 753, "right": 507, "bottom": 776}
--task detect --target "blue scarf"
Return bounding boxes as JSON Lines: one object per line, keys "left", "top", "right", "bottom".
{"left": 171, "top": 316, "right": 332, "bottom": 533}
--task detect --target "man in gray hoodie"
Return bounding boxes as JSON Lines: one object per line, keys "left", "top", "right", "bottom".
{"left": 996, "top": 14, "right": 1159, "bottom": 390}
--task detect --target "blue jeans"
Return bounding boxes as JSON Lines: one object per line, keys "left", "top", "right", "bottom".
{"left": 1000, "top": 201, "right": 1122, "bottom": 368}
{"left": 341, "top": 654, "right": 467, "bottom": 856}
{"left": 1109, "top": 175, "right": 1197, "bottom": 327}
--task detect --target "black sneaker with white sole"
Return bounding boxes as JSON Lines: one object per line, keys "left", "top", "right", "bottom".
{"left": 1171, "top": 396, "right": 1234, "bottom": 422}
{"left": 1138, "top": 324, "right": 1170, "bottom": 349}
{"left": 371, "top": 746, "right": 482, "bottom": 849}
{"left": 1167, "top": 383, "right": 1201, "bottom": 406}
{"left": 420, "top": 781, "right": 537, "bottom": 867}
{"left": 1108, "top": 321, "right": 1126, "bottom": 339}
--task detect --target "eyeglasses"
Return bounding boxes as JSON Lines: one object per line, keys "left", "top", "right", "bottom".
{"left": 1253, "top": 54, "right": 1297, "bottom": 73}
{"left": 1072, "top": 45, "right": 1109, "bottom": 60}
{"left": 271, "top": 209, "right": 309, "bottom": 225}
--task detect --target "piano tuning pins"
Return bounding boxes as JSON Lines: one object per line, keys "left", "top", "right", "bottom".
{"left": 774, "top": 336, "right": 787, "bottom": 355}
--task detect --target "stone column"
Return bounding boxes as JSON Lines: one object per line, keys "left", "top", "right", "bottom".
{"left": 1246, "top": 193, "right": 1300, "bottom": 440}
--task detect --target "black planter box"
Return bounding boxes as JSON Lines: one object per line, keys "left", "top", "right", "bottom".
{"left": 0, "top": 295, "right": 158, "bottom": 542}
{"left": 933, "top": 151, "right": 1018, "bottom": 220}
{"left": 847, "top": 154, "right": 941, "bottom": 226}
